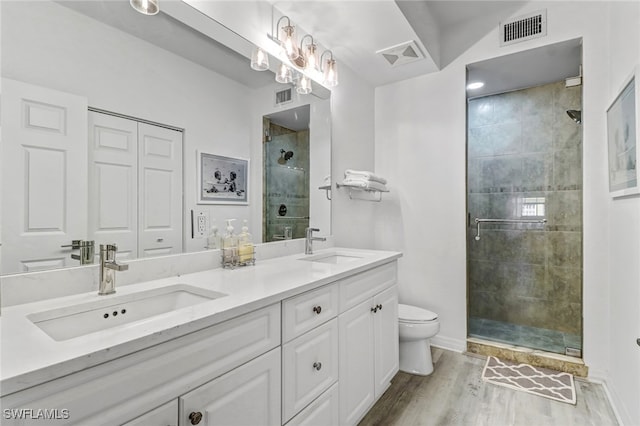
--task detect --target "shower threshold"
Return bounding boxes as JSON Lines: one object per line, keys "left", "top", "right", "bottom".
{"left": 466, "top": 337, "right": 588, "bottom": 377}
{"left": 468, "top": 317, "right": 582, "bottom": 356}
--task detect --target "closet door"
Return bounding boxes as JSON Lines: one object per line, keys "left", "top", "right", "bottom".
{"left": 88, "top": 112, "right": 138, "bottom": 260}
{"left": 1, "top": 79, "right": 88, "bottom": 273}
{"left": 138, "top": 123, "right": 183, "bottom": 257}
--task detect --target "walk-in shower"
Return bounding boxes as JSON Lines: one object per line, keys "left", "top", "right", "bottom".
{"left": 466, "top": 39, "right": 584, "bottom": 358}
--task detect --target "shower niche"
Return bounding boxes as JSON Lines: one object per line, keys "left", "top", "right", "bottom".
{"left": 263, "top": 105, "right": 311, "bottom": 242}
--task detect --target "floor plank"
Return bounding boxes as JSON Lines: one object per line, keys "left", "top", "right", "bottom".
{"left": 359, "top": 348, "right": 618, "bottom": 426}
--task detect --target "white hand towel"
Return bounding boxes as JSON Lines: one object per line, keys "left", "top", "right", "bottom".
{"left": 341, "top": 178, "right": 389, "bottom": 192}
{"left": 344, "top": 169, "right": 387, "bottom": 185}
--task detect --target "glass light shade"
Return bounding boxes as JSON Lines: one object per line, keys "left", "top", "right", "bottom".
{"left": 304, "top": 44, "right": 319, "bottom": 72}
{"left": 250, "top": 47, "right": 270, "bottom": 71}
{"left": 275, "top": 63, "right": 293, "bottom": 84}
{"left": 297, "top": 75, "right": 312, "bottom": 95}
{"left": 281, "top": 25, "right": 299, "bottom": 61}
{"left": 130, "top": 0, "right": 159, "bottom": 15}
{"left": 323, "top": 58, "right": 339, "bottom": 87}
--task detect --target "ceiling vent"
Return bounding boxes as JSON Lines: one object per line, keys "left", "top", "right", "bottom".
{"left": 376, "top": 41, "right": 424, "bottom": 67}
{"left": 275, "top": 87, "right": 293, "bottom": 106}
{"left": 500, "top": 10, "right": 547, "bottom": 47}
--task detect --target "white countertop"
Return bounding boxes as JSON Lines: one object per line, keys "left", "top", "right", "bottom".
{"left": 0, "top": 248, "right": 401, "bottom": 397}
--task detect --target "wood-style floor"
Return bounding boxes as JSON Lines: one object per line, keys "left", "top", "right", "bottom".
{"left": 359, "top": 348, "right": 618, "bottom": 426}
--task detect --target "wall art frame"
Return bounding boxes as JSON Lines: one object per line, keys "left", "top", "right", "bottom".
{"left": 607, "top": 65, "right": 639, "bottom": 198}
{"left": 197, "top": 151, "right": 249, "bottom": 205}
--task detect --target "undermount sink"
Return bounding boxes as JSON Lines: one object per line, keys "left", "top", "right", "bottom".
{"left": 28, "top": 284, "right": 227, "bottom": 341}
{"left": 299, "top": 251, "right": 364, "bottom": 264}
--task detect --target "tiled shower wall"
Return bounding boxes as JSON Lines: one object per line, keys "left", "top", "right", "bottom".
{"left": 467, "top": 81, "right": 583, "bottom": 338}
{"left": 263, "top": 121, "right": 310, "bottom": 242}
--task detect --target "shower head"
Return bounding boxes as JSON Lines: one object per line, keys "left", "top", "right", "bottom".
{"left": 566, "top": 110, "right": 582, "bottom": 124}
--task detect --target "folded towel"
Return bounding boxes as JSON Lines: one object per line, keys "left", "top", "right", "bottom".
{"left": 344, "top": 169, "right": 387, "bottom": 185}
{"left": 341, "top": 178, "right": 389, "bottom": 192}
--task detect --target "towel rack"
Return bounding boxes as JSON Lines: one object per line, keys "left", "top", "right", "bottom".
{"left": 335, "top": 182, "right": 388, "bottom": 202}
{"left": 318, "top": 185, "right": 332, "bottom": 200}
{"left": 275, "top": 216, "right": 310, "bottom": 220}
{"left": 474, "top": 217, "right": 547, "bottom": 241}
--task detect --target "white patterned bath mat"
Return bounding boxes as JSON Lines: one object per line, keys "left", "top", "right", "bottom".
{"left": 482, "top": 356, "right": 577, "bottom": 405}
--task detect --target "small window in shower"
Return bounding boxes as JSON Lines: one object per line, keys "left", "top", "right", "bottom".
{"left": 519, "top": 197, "right": 546, "bottom": 217}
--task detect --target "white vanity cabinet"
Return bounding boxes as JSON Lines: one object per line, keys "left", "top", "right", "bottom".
{"left": 338, "top": 263, "right": 399, "bottom": 426}
{"left": 179, "top": 348, "right": 281, "bottom": 426}
{"left": 123, "top": 400, "right": 178, "bottom": 426}
{"left": 282, "top": 283, "right": 340, "bottom": 424}
{"left": 0, "top": 304, "right": 280, "bottom": 426}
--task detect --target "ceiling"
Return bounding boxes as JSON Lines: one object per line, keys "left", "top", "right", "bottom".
{"left": 61, "top": 0, "right": 581, "bottom": 97}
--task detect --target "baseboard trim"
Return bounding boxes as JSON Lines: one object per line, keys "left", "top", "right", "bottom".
{"left": 431, "top": 335, "right": 466, "bottom": 353}
{"left": 602, "top": 376, "right": 633, "bottom": 426}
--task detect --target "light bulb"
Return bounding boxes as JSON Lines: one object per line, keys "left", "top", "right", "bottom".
{"left": 250, "top": 47, "right": 269, "bottom": 71}
{"left": 281, "top": 25, "right": 299, "bottom": 61}
{"left": 304, "top": 44, "right": 319, "bottom": 72}
{"left": 323, "top": 58, "right": 338, "bottom": 87}
{"left": 276, "top": 63, "right": 293, "bottom": 84}
{"left": 297, "top": 75, "right": 312, "bottom": 94}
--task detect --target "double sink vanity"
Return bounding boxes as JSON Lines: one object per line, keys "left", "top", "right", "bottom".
{"left": 0, "top": 247, "right": 401, "bottom": 425}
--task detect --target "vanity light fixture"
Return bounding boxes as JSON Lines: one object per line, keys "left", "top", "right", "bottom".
{"left": 250, "top": 46, "right": 270, "bottom": 71}
{"left": 467, "top": 81, "right": 485, "bottom": 90}
{"left": 297, "top": 75, "right": 312, "bottom": 95}
{"left": 320, "top": 50, "right": 339, "bottom": 87}
{"left": 275, "top": 62, "right": 293, "bottom": 84}
{"left": 130, "top": 0, "right": 159, "bottom": 15}
{"left": 276, "top": 16, "right": 300, "bottom": 61}
{"left": 300, "top": 35, "right": 319, "bottom": 72}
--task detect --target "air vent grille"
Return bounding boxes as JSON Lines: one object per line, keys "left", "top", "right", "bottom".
{"left": 275, "top": 88, "right": 292, "bottom": 106}
{"left": 500, "top": 10, "right": 547, "bottom": 46}
{"left": 376, "top": 40, "right": 425, "bottom": 67}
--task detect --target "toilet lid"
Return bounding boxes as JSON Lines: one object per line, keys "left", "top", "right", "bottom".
{"left": 399, "top": 304, "right": 438, "bottom": 322}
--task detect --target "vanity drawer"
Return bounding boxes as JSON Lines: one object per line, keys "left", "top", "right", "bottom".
{"left": 285, "top": 382, "right": 339, "bottom": 426}
{"left": 282, "top": 318, "right": 339, "bottom": 423}
{"left": 282, "top": 283, "right": 339, "bottom": 342}
{"left": 339, "top": 262, "right": 397, "bottom": 312}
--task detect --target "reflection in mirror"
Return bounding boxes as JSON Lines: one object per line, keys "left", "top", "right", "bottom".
{"left": 0, "top": 0, "right": 331, "bottom": 275}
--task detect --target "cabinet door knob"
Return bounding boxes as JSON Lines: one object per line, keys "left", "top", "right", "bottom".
{"left": 189, "top": 411, "right": 203, "bottom": 425}
{"left": 313, "top": 305, "right": 322, "bottom": 314}
{"left": 637, "top": 338, "right": 640, "bottom": 347}
{"left": 313, "top": 361, "right": 322, "bottom": 371}
{"left": 377, "top": 304, "right": 383, "bottom": 311}
{"left": 371, "top": 306, "right": 378, "bottom": 313}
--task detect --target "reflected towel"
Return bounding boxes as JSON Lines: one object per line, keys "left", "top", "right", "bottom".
{"left": 341, "top": 178, "right": 389, "bottom": 192}
{"left": 344, "top": 169, "right": 387, "bottom": 185}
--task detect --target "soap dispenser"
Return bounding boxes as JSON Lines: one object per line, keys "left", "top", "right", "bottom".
{"left": 221, "top": 219, "right": 237, "bottom": 266}
{"left": 207, "top": 219, "right": 219, "bottom": 250}
{"left": 238, "top": 220, "right": 254, "bottom": 265}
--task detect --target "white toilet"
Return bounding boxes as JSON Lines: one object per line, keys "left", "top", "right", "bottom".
{"left": 398, "top": 303, "right": 440, "bottom": 375}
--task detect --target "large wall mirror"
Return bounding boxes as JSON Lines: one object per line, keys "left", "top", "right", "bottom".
{"left": 0, "top": 0, "right": 332, "bottom": 275}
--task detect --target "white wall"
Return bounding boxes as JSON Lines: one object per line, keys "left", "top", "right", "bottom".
{"left": 606, "top": 2, "right": 640, "bottom": 424}
{"left": 375, "top": 1, "right": 614, "bottom": 370}
{"left": 2, "top": 1, "right": 254, "bottom": 254}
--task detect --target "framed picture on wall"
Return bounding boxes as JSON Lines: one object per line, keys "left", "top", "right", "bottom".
{"left": 607, "top": 66, "right": 639, "bottom": 198}
{"left": 197, "top": 151, "right": 249, "bottom": 205}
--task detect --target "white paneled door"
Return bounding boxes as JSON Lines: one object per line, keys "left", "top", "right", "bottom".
{"left": 137, "top": 122, "right": 182, "bottom": 258}
{"left": 88, "top": 112, "right": 183, "bottom": 259}
{"left": 2, "top": 79, "right": 88, "bottom": 273}
{"left": 88, "top": 112, "right": 138, "bottom": 260}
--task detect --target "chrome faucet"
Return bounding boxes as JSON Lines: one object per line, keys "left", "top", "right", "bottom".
{"left": 305, "top": 228, "right": 326, "bottom": 255}
{"left": 61, "top": 240, "right": 95, "bottom": 265}
{"left": 99, "top": 244, "right": 128, "bottom": 295}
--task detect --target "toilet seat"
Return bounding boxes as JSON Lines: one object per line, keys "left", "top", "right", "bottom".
{"left": 399, "top": 303, "right": 438, "bottom": 323}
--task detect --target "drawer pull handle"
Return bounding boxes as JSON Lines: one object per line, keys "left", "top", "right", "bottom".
{"left": 313, "top": 362, "right": 322, "bottom": 371}
{"left": 189, "top": 411, "right": 203, "bottom": 425}
{"left": 313, "top": 305, "right": 322, "bottom": 314}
